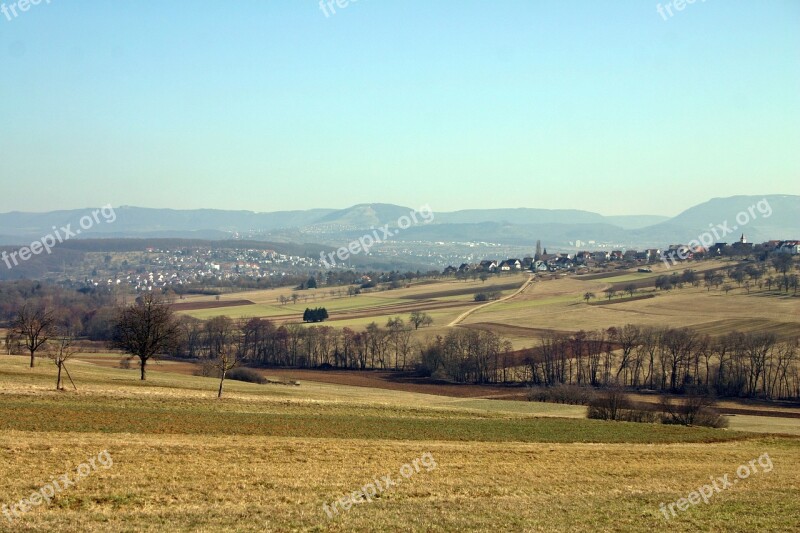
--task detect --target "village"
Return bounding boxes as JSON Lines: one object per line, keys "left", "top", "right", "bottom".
{"left": 442, "top": 237, "right": 800, "bottom": 275}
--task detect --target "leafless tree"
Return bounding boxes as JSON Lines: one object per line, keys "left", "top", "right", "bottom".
{"left": 111, "top": 293, "right": 180, "bottom": 380}
{"left": 13, "top": 304, "right": 55, "bottom": 367}
{"left": 48, "top": 328, "right": 77, "bottom": 390}
{"left": 659, "top": 388, "right": 725, "bottom": 427}
{"left": 624, "top": 284, "right": 637, "bottom": 298}
{"left": 213, "top": 346, "right": 238, "bottom": 398}
{"left": 588, "top": 387, "right": 632, "bottom": 421}
{"left": 612, "top": 324, "right": 641, "bottom": 385}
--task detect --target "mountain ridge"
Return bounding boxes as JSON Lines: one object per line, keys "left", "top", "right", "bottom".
{"left": 0, "top": 195, "right": 797, "bottom": 249}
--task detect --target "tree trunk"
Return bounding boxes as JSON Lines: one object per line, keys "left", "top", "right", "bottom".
{"left": 30, "top": 349, "right": 35, "bottom": 368}
{"left": 218, "top": 370, "right": 227, "bottom": 398}
{"left": 140, "top": 357, "right": 147, "bottom": 380}
{"left": 56, "top": 361, "right": 63, "bottom": 390}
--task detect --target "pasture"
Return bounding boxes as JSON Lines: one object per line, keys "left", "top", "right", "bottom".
{"left": 1, "top": 356, "right": 799, "bottom": 531}
{"left": 171, "top": 260, "right": 799, "bottom": 351}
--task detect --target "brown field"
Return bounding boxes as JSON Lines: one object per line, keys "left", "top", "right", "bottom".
{"left": 171, "top": 299, "right": 256, "bottom": 311}
{"left": 72, "top": 355, "right": 800, "bottom": 423}
{"left": 461, "top": 272, "right": 800, "bottom": 345}
{"left": 2, "top": 356, "right": 799, "bottom": 531}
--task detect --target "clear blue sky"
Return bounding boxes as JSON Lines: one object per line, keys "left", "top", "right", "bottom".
{"left": 1, "top": 1, "right": 798, "bottom": 215}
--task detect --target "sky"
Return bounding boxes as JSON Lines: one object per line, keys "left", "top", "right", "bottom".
{"left": 1, "top": 1, "right": 798, "bottom": 216}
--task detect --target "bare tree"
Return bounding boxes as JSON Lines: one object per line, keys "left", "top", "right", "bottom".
{"left": 213, "top": 346, "right": 238, "bottom": 398}
{"left": 48, "top": 328, "right": 77, "bottom": 390}
{"left": 4, "top": 331, "right": 20, "bottom": 355}
{"left": 587, "top": 387, "right": 631, "bottom": 421}
{"left": 583, "top": 292, "right": 595, "bottom": 303}
{"left": 659, "top": 388, "right": 725, "bottom": 427}
{"left": 111, "top": 293, "right": 180, "bottom": 380}
{"left": 722, "top": 284, "right": 733, "bottom": 294}
{"left": 13, "top": 304, "right": 55, "bottom": 368}
{"left": 613, "top": 324, "right": 641, "bottom": 385}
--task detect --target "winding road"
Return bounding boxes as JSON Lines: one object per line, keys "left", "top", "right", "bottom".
{"left": 447, "top": 274, "right": 535, "bottom": 327}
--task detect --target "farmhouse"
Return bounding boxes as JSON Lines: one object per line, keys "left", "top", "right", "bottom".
{"left": 498, "top": 259, "right": 522, "bottom": 271}
{"left": 478, "top": 260, "right": 498, "bottom": 272}
{"left": 532, "top": 260, "right": 549, "bottom": 272}
{"left": 777, "top": 240, "right": 800, "bottom": 255}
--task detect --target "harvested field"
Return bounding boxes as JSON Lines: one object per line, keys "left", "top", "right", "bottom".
{"left": 402, "top": 282, "right": 522, "bottom": 300}
{"left": 171, "top": 299, "right": 255, "bottom": 311}
{"left": 589, "top": 294, "right": 656, "bottom": 305}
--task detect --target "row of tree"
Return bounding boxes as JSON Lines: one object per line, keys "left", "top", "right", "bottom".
{"left": 4, "top": 278, "right": 798, "bottom": 400}
{"left": 519, "top": 326, "right": 799, "bottom": 400}
{"left": 175, "top": 313, "right": 432, "bottom": 371}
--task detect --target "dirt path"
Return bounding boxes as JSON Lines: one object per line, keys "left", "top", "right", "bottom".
{"left": 448, "top": 275, "right": 534, "bottom": 327}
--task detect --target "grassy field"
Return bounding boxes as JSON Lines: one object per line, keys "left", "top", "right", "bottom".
{"left": 1, "top": 356, "right": 799, "bottom": 531}
{"left": 462, "top": 273, "right": 800, "bottom": 345}
{"left": 171, "top": 262, "right": 800, "bottom": 352}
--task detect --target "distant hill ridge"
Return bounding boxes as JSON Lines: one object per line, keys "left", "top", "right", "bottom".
{"left": 0, "top": 195, "right": 797, "bottom": 248}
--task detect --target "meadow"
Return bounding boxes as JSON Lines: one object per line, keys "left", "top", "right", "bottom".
{"left": 174, "top": 258, "right": 800, "bottom": 351}
{"left": 1, "top": 356, "right": 799, "bottom": 532}
{"left": 2, "top": 258, "right": 799, "bottom": 531}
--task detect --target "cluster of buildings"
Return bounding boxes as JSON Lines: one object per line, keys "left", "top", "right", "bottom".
{"left": 84, "top": 247, "right": 318, "bottom": 290}
{"left": 442, "top": 236, "right": 800, "bottom": 275}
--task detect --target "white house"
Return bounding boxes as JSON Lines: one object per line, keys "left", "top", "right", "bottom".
{"left": 778, "top": 241, "right": 800, "bottom": 255}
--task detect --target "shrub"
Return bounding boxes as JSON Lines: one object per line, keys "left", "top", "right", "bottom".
{"left": 194, "top": 359, "right": 220, "bottom": 378}
{"left": 659, "top": 389, "right": 729, "bottom": 428}
{"left": 527, "top": 384, "right": 596, "bottom": 405}
{"left": 474, "top": 291, "right": 501, "bottom": 302}
{"left": 226, "top": 367, "right": 267, "bottom": 384}
{"left": 619, "top": 409, "right": 660, "bottom": 423}
{"left": 587, "top": 388, "right": 632, "bottom": 420}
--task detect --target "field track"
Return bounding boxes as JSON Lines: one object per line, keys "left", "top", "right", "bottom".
{"left": 171, "top": 299, "right": 255, "bottom": 311}
{"left": 448, "top": 275, "right": 534, "bottom": 327}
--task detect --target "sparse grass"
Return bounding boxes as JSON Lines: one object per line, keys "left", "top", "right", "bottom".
{"left": 2, "top": 262, "right": 799, "bottom": 531}
{"left": 1, "top": 357, "right": 799, "bottom": 531}
{"left": 462, "top": 276, "right": 800, "bottom": 343}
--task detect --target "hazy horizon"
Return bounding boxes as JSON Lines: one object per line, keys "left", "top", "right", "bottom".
{"left": 2, "top": 2, "right": 798, "bottom": 216}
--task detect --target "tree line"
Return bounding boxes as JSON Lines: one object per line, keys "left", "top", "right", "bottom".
{"left": 518, "top": 326, "right": 799, "bottom": 400}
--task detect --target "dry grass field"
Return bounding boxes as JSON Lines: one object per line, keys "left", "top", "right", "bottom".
{"left": 3, "top": 259, "right": 798, "bottom": 531}
{"left": 461, "top": 269, "right": 800, "bottom": 347}
{"left": 172, "top": 259, "right": 799, "bottom": 351}
{"left": 1, "top": 356, "right": 799, "bottom": 532}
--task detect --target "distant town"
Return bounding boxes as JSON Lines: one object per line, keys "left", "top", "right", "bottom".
{"left": 53, "top": 235, "right": 798, "bottom": 295}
